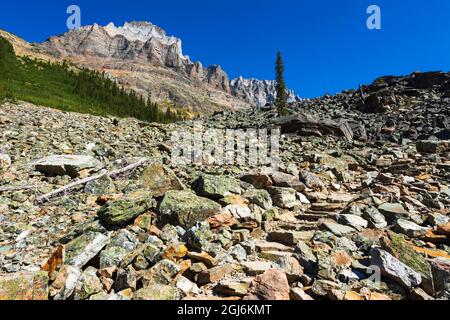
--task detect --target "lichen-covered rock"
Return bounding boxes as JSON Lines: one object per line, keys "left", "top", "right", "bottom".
{"left": 100, "top": 246, "right": 128, "bottom": 269}
{"left": 133, "top": 284, "right": 180, "bottom": 300}
{"left": 84, "top": 175, "right": 115, "bottom": 195}
{"left": 371, "top": 248, "right": 422, "bottom": 289}
{"left": 243, "top": 189, "right": 273, "bottom": 210}
{"left": 140, "top": 161, "right": 183, "bottom": 197}
{"left": 0, "top": 271, "right": 49, "bottom": 300}
{"left": 65, "top": 232, "right": 110, "bottom": 268}
{"left": 193, "top": 174, "right": 242, "bottom": 200}
{"left": 182, "top": 222, "right": 214, "bottom": 252}
{"left": 73, "top": 267, "right": 103, "bottom": 300}
{"left": 294, "top": 241, "right": 317, "bottom": 273}
{"left": 141, "top": 259, "right": 181, "bottom": 286}
{"left": 98, "top": 190, "right": 155, "bottom": 226}
{"left": 50, "top": 265, "right": 82, "bottom": 300}
{"left": 109, "top": 230, "right": 139, "bottom": 251}
{"left": 381, "top": 232, "right": 433, "bottom": 293}
{"left": 158, "top": 190, "right": 221, "bottom": 228}
{"left": 272, "top": 256, "right": 304, "bottom": 283}
{"left": 0, "top": 153, "right": 11, "bottom": 171}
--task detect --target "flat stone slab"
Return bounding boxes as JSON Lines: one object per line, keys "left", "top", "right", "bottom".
{"left": 33, "top": 155, "right": 103, "bottom": 177}
{"left": 254, "top": 240, "right": 294, "bottom": 253}
{"left": 241, "top": 261, "right": 273, "bottom": 276}
{"left": 319, "top": 220, "right": 357, "bottom": 236}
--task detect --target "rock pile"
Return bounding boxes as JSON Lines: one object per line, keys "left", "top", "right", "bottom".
{"left": 0, "top": 71, "right": 449, "bottom": 300}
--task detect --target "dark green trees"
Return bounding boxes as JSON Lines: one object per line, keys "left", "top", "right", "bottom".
{"left": 275, "top": 50, "right": 289, "bottom": 116}
{"left": 0, "top": 37, "right": 183, "bottom": 124}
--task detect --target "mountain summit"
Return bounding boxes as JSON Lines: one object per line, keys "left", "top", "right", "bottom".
{"left": 38, "top": 21, "right": 299, "bottom": 112}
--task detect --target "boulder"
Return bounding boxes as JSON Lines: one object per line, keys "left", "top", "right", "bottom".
{"left": 241, "top": 173, "right": 273, "bottom": 189}
{"left": 193, "top": 174, "right": 242, "bottom": 200}
{"left": 271, "top": 171, "right": 305, "bottom": 191}
{"left": 158, "top": 190, "right": 221, "bottom": 229}
{"left": 243, "top": 189, "right": 273, "bottom": 210}
{"left": 64, "top": 232, "right": 109, "bottom": 269}
{"left": 362, "top": 206, "right": 388, "bottom": 229}
{"left": 319, "top": 220, "right": 357, "bottom": 236}
{"left": 33, "top": 155, "right": 103, "bottom": 177}
{"left": 50, "top": 265, "right": 82, "bottom": 300}
{"left": 370, "top": 248, "right": 422, "bottom": 289}
{"left": 378, "top": 203, "right": 409, "bottom": 222}
{"left": 294, "top": 241, "right": 317, "bottom": 273}
{"left": 338, "top": 214, "right": 368, "bottom": 231}
{"left": 182, "top": 222, "right": 214, "bottom": 252}
{"left": 98, "top": 190, "right": 155, "bottom": 226}
{"left": 140, "top": 161, "right": 183, "bottom": 197}
{"left": 267, "top": 187, "right": 299, "bottom": 209}
{"left": 197, "top": 263, "right": 235, "bottom": 285}
{"left": 134, "top": 284, "right": 180, "bottom": 300}
{"left": 73, "top": 267, "right": 103, "bottom": 300}
{"left": 0, "top": 153, "right": 11, "bottom": 170}
{"left": 244, "top": 269, "right": 290, "bottom": 300}
{"left": 394, "top": 219, "right": 429, "bottom": 238}
{"left": 241, "top": 261, "right": 273, "bottom": 276}
{"left": 300, "top": 170, "right": 326, "bottom": 191}
{"left": 276, "top": 113, "right": 354, "bottom": 142}
{"left": 416, "top": 140, "right": 450, "bottom": 154}
{"left": 0, "top": 271, "right": 49, "bottom": 300}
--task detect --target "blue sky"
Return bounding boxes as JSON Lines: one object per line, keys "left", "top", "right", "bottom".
{"left": 1, "top": 0, "right": 449, "bottom": 98}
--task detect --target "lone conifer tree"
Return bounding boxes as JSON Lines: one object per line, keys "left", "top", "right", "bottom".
{"left": 275, "top": 51, "right": 288, "bottom": 116}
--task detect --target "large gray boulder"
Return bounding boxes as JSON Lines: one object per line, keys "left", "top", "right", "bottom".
{"left": 371, "top": 248, "right": 422, "bottom": 289}
{"left": 158, "top": 190, "right": 221, "bottom": 228}
{"left": 33, "top": 155, "right": 103, "bottom": 177}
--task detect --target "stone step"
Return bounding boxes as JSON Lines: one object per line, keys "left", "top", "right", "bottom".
{"left": 276, "top": 221, "right": 318, "bottom": 231}
{"left": 254, "top": 240, "right": 294, "bottom": 253}
{"left": 309, "top": 203, "right": 346, "bottom": 212}
{"left": 297, "top": 212, "right": 331, "bottom": 222}
{"left": 267, "top": 230, "right": 315, "bottom": 245}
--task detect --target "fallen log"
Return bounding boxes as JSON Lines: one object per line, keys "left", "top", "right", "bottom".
{"left": 37, "top": 158, "right": 150, "bottom": 204}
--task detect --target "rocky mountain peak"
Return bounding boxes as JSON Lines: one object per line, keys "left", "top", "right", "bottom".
{"left": 104, "top": 21, "right": 181, "bottom": 47}
{"left": 39, "top": 20, "right": 300, "bottom": 110}
{"left": 230, "top": 77, "right": 301, "bottom": 107}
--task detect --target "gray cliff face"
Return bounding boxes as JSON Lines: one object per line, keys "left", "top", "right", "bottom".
{"left": 41, "top": 21, "right": 299, "bottom": 109}
{"left": 230, "top": 77, "right": 300, "bottom": 107}
{"left": 42, "top": 22, "right": 231, "bottom": 94}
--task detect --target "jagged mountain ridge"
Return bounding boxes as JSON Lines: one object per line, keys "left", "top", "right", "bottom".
{"left": 230, "top": 76, "right": 300, "bottom": 107}
{"left": 40, "top": 21, "right": 299, "bottom": 110}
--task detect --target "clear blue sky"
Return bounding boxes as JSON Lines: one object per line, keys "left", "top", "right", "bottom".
{"left": 1, "top": 0, "right": 449, "bottom": 98}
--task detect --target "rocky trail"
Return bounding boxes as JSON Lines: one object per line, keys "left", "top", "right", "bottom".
{"left": 0, "top": 71, "right": 449, "bottom": 300}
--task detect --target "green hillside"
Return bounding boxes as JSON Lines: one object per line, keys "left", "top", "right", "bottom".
{"left": 0, "top": 37, "right": 182, "bottom": 123}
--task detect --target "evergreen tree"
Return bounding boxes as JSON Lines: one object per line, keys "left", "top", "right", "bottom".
{"left": 275, "top": 50, "right": 289, "bottom": 116}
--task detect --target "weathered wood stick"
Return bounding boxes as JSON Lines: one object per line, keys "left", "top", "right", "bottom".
{"left": 36, "top": 158, "right": 150, "bottom": 204}
{"left": 108, "top": 158, "right": 150, "bottom": 179}
{"left": 37, "top": 169, "right": 108, "bottom": 204}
